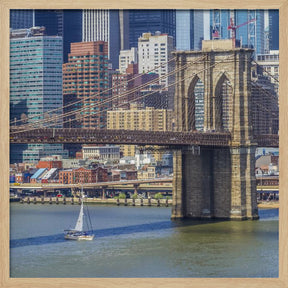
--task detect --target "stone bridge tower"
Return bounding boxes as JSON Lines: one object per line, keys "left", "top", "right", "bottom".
{"left": 172, "top": 40, "right": 258, "bottom": 220}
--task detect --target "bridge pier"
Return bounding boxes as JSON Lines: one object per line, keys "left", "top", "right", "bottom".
{"left": 229, "top": 146, "right": 258, "bottom": 220}
{"left": 171, "top": 149, "right": 184, "bottom": 219}
{"left": 172, "top": 145, "right": 258, "bottom": 220}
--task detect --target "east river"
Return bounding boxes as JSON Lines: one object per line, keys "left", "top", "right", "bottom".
{"left": 10, "top": 204, "right": 278, "bottom": 278}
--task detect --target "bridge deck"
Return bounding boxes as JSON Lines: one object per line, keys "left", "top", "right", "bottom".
{"left": 10, "top": 128, "right": 279, "bottom": 147}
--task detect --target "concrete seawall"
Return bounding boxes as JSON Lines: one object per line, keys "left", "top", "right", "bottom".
{"left": 18, "top": 197, "right": 172, "bottom": 207}
{"left": 14, "top": 197, "right": 278, "bottom": 209}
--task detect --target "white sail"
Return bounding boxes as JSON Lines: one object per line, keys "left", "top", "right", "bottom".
{"left": 65, "top": 186, "right": 94, "bottom": 240}
{"left": 74, "top": 200, "right": 84, "bottom": 231}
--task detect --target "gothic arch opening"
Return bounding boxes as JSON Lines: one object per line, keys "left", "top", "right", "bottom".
{"left": 187, "top": 76, "right": 204, "bottom": 131}
{"left": 214, "top": 74, "right": 233, "bottom": 132}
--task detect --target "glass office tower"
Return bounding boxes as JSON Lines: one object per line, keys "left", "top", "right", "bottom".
{"left": 176, "top": 10, "right": 205, "bottom": 51}
{"left": 10, "top": 28, "right": 68, "bottom": 163}
{"left": 10, "top": 9, "right": 83, "bottom": 63}
{"left": 129, "top": 10, "right": 176, "bottom": 48}
{"left": 82, "top": 9, "right": 121, "bottom": 69}
{"left": 269, "top": 10, "right": 279, "bottom": 51}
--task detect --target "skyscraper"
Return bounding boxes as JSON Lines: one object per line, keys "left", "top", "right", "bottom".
{"left": 10, "top": 10, "right": 63, "bottom": 35}
{"left": 129, "top": 10, "right": 176, "bottom": 48}
{"left": 63, "top": 41, "right": 109, "bottom": 129}
{"left": 10, "top": 9, "right": 83, "bottom": 63}
{"left": 210, "top": 9, "right": 265, "bottom": 55}
{"left": 176, "top": 10, "right": 205, "bottom": 51}
{"left": 10, "top": 9, "right": 34, "bottom": 29}
{"left": 34, "top": 10, "right": 63, "bottom": 36}
{"left": 269, "top": 10, "right": 279, "bottom": 51}
{"left": 63, "top": 10, "right": 83, "bottom": 63}
{"left": 82, "top": 10, "right": 126, "bottom": 69}
{"left": 176, "top": 10, "right": 194, "bottom": 50}
{"left": 10, "top": 27, "right": 67, "bottom": 163}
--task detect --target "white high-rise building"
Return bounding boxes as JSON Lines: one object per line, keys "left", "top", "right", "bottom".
{"left": 119, "top": 47, "right": 138, "bottom": 74}
{"left": 82, "top": 9, "right": 129, "bottom": 69}
{"left": 138, "top": 32, "right": 174, "bottom": 88}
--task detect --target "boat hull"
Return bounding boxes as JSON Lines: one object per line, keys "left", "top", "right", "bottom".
{"left": 64, "top": 234, "right": 94, "bottom": 241}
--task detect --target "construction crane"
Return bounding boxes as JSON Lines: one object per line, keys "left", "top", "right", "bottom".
{"left": 228, "top": 17, "right": 256, "bottom": 48}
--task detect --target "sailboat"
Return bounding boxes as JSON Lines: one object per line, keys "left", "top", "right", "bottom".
{"left": 64, "top": 187, "right": 94, "bottom": 240}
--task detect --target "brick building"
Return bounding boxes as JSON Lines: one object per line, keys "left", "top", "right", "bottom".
{"left": 120, "top": 170, "right": 137, "bottom": 180}
{"left": 59, "top": 167, "right": 108, "bottom": 184}
{"left": 111, "top": 63, "right": 158, "bottom": 109}
{"left": 59, "top": 170, "right": 73, "bottom": 184}
{"left": 37, "top": 160, "right": 62, "bottom": 170}
{"left": 63, "top": 41, "right": 109, "bottom": 129}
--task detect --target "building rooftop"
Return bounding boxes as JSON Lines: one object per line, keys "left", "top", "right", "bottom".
{"left": 31, "top": 168, "right": 47, "bottom": 179}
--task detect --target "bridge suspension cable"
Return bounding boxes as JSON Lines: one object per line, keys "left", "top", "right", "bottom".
{"left": 252, "top": 60, "right": 279, "bottom": 83}
{"left": 11, "top": 55, "right": 207, "bottom": 132}
{"left": 11, "top": 54, "right": 237, "bottom": 135}
{"left": 10, "top": 56, "right": 177, "bottom": 127}
{"left": 251, "top": 81, "right": 279, "bottom": 135}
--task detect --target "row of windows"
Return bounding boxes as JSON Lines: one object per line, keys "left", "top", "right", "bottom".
{"left": 67, "top": 62, "right": 107, "bottom": 66}
{"left": 12, "top": 38, "right": 62, "bottom": 43}
{"left": 70, "top": 55, "right": 108, "bottom": 59}
{"left": 10, "top": 49, "right": 62, "bottom": 55}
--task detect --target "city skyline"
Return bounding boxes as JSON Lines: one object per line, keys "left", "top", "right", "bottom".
{"left": 9, "top": 9, "right": 279, "bottom": 163}
{"left": 10, "top": 9, "right": 279, "bottom": 67}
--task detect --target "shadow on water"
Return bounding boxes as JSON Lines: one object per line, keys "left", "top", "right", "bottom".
{"left": 10, "top": 208, "right": 278, "bottom": 249}
{"left": 10, "top": 219, "right": 216, "bottom": 249}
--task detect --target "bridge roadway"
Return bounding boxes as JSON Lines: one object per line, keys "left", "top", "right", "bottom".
{"left": 10, "top": 128, "right": 279, "bottom": 147}
{"left": 10, "top": 179, "right": 278, "bottom": 194}
{"left": 9, "top": 178, "right": 173, "bottom": 191}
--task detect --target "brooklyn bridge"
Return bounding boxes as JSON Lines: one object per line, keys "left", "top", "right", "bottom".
{"left": 10, "top": 40, "right": 279, "bottom": 220}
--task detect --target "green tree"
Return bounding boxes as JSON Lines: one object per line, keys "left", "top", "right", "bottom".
{"left": 154, "top": 193, "right": 163, "bottom": 200}
{"left": 118, "top": 193, "right": 126, "bottom": 199}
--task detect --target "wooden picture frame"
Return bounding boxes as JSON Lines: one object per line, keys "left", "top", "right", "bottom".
{"left": 1, "top": 0, "right": 287, "bottom": 287}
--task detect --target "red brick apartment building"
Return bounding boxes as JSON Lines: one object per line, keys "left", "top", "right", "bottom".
{"left": 63, "top": 41, "right": 109, "bottom": 129}
{"left": 111, "top": 63, "right": 158, "bottom": 109}
{"left": 59, "top": 167, "right": 108, "bottom": 184}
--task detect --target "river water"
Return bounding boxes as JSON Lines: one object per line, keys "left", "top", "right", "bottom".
{"left": 10, "top": 203, "right": 278, "bottom": 278}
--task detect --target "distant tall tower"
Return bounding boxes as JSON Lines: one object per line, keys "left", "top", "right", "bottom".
{"left": 63, "top": 10, "right": 82, "bottom": 63}
{"left": 129, "top": 10, "right": 176, "bottom": 48}
{"left": 176, "top": 10, "right": 194, "bottom": 50}
{"left": 10, "top": 10, "right": 64, "bottom": 35}
{"left": 10, "top": 9, "right": 34, "bottom": 28}
{"left": 269, "top": 10, "right": 279, "bottom": 51}
{"left": 34, "top": 10, "right": 63, "bottom": 36}
{"left": 176, "top": 10, "right": 204, "bottom": 51}
{"left": 82, "top": 10, "right": 128, "bottom": 69}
